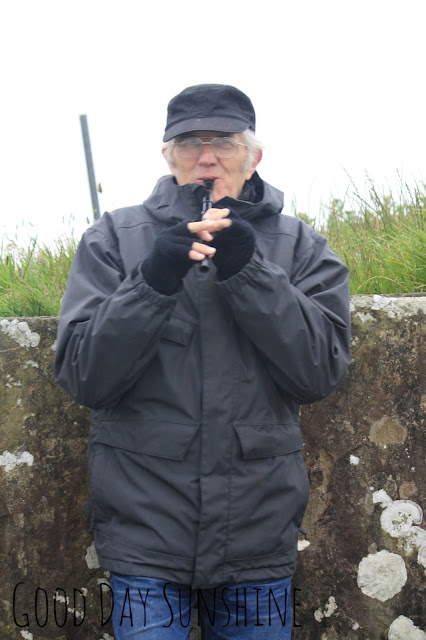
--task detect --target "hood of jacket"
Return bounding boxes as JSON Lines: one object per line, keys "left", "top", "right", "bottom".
{"left": 142, "top": 171, "right": 284, "bottom": 225}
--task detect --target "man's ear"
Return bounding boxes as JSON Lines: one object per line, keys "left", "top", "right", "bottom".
{"left": 244, "top": 149, "right": 262, "bottom": 180}
{"left": 162, "top": 146, "right": 177, "bottom": 172}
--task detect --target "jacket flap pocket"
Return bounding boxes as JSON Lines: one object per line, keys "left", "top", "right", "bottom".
{"left": 95, "top": 420, "right": 199, "bottom": 460}
{"left": 233, "top": 423, "right": 303, "bottom": 459}
{"left": 160, "top": 315, "right": 195, "bottom": 346}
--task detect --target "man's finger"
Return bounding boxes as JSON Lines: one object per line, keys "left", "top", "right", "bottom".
{"left": 189, "top": 245, "right": 216, "bottom": 261}
{"left": 191, "top": 242, "right": 216, "bottom": 255}
{"left": 187, "top": 218, "right": 232, "bottom": 234}
{"left": 203, "top": 207, "right": 230, "bottom": 221}
{"left": 188, "top": 242, "right": 216, "bottom": 261}
{"left": 196, "top": 229, "right": 214, "bottom": 241}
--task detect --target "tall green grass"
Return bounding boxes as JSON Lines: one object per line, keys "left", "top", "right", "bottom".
{"left": 0, "top": 178, "right": 425, "bottom": 317}
{"left": 297, "top": 177, "right": 426, "bottom": 295}
{"left": 0, "top": 236, "right": 77, "bottom": 316}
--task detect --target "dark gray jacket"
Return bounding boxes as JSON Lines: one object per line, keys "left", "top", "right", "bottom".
{"left": 54, "top": 173, "right": 350, "bottom": 589}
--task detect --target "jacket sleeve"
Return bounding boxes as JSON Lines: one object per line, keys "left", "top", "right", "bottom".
{"left": 54, "top": 226, "right": 177, "bottom": 409}
{"left": 215, "top": 228, "right": 351, "bottom": 405}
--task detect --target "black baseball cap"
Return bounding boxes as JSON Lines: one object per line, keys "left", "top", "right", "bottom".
{"left": 163, "top": 84, "right": 256, "bottom": 142}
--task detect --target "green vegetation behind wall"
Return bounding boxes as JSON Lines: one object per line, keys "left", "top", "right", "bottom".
{"left": 297, "top": 178, "right": 426, "bottom": 295}
{"left": 0, "top": 237, "right": 77, "bottom": 317}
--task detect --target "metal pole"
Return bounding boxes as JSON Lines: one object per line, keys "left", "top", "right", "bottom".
{"left": 80, "top": 114, "right": 101, "bottom": 221}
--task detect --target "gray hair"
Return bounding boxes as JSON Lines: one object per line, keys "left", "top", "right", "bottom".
{"left": 162, "top": 129, "right": 263, "bottom": 170}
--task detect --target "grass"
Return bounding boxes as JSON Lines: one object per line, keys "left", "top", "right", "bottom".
{"left": 0, "top": 236, "right": 77, "bottom": 316}
{"left": 0, "top": 177, "right": 425, "bottom": 316}
{"left": 296, "top": 175, "right": 426, "bottom": 295}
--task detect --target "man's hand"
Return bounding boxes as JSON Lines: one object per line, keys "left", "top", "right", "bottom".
{"left": 208, "top": 210, "right": 256, "bottom": 280}
{"left": 189, "top": 207, "right": 256, "bottom": 280}
{"left": 140, "top": 217, "right": 230, "bottom": 294}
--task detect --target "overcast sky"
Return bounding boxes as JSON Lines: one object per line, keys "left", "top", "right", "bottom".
{"left": 0, "top": 0, "right": 425, "bottom": 247}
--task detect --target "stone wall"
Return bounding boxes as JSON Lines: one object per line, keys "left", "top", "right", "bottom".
{"left": 0, "top": 295, "right": 424, "bottom": 640}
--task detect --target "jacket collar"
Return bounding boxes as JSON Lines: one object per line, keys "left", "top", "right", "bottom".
{"left": 143, "top": 172, "right": 284, "bottom": 224}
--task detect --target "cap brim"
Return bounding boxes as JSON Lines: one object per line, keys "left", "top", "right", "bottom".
{"left": 163, "top": 116, "right": 250, "bottom": 142}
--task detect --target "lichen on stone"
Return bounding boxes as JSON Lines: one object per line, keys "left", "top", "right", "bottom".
{"left": 314, "top": 596, "right": 337, "bottom": 622}
{"left": 418, "top": 544, "right": 426, "bottom": 572}
{"left": 373, "top": 489, "right": 393, "bottom": 508}
{"left": 369, "top": 416, "right": 407, "bottom": 445}
{"left": 371, "top": 295, "right": 399, "bottom": 315}
{"left": 400, "top": 526, "right": 426, "bottom": 555}
{"left": 298, "top": 539, "right": 311, "bottom": 551}
{"left": 85, "top": 541, "right": 100, "bottom": 569}
{"left": 388, "top": 615, "right": 426, "bottom": 639}
{"left": 0, "top": 450, "right": 34, "bottom": 472}
{"left": 357, "top": 550, "right": 407, "bottom": 601}
{"left": 24, "top": 360, "right": 39, "bottom": 369}
{"left": 380, "top": 500, "right": 423, "bottom": 538}
{"left": 0, "top": 319, "right": 40, "bottom": 348}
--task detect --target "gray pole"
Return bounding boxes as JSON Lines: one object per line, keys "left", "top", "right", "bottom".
{"left": 80, "top": 114, "right": 101, "bottom": 221}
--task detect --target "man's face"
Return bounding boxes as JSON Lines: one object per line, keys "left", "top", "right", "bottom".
{"left": 162, "top": 131, "right": 261, "bottom": 202}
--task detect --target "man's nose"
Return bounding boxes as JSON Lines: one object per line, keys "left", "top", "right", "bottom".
{"left": 198, "top": 143, "right": 217, "bottom": 164}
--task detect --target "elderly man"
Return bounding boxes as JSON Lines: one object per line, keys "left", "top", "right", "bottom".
{"left": 54, "top": 84, "right": 351, "bottom": 638}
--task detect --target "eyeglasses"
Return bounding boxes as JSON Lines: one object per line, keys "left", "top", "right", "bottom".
{"left": 174, "top": 137, "right": 247, "bottom": 159}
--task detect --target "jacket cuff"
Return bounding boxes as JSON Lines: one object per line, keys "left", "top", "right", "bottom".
{"left": 130, "top": 261, "right": 179, "bottom": 305}
{"left": 214, "top": 248, "right": 286, "bottom": 293}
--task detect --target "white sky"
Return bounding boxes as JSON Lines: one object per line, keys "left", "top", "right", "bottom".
{"left": 0, "top": 0, "right": 425, "bottom": 247}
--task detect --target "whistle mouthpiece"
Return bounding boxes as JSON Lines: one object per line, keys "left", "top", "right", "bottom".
{"left": 203, "top": 179, "right": 214, "bottom": 191}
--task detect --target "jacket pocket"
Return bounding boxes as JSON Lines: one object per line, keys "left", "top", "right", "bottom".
{"left": 233, "top": 423, "right": 303, "bottom": 459}
{"left": 94, "top": 419, "right": 199, "bottom": 460}
{"left": 160, "top": 314, "right": 195, "bottom": 346}
{"left": 226, "top": 423, "right": 309, "bottom": 561}
{"left": 89, "top": 420, "right": 201, "bottom": 556}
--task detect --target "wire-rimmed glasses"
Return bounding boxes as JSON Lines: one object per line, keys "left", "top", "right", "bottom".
{"left": 174, "top": 137, "right": 247, "bottom": 159}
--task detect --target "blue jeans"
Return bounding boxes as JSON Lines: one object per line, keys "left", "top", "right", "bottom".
{"left": 109, "top": 573, "right": 293, "bottom": 639}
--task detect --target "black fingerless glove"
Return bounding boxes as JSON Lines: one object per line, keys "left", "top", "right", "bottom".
{"left": 210, "top": 213, "right": 255, "bottom": 281}
{"left": 140, "top": 222, "right": 194, "bottom": 295}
